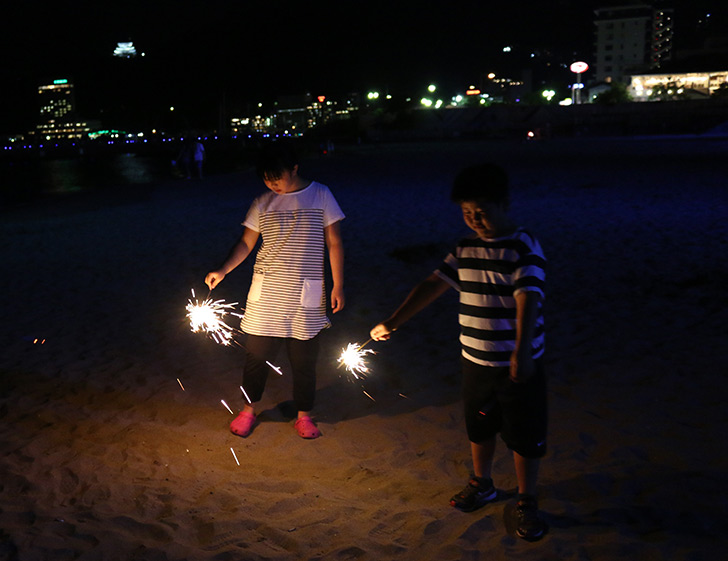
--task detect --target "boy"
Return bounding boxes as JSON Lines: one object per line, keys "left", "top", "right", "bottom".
{"left": 206, "top": 141, "right": 345, "bottom": 439}
{"left": 370, "top": 163, "right": 548, "bottom": 541}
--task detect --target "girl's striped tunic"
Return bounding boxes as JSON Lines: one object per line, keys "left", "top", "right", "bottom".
{"left": 435, "top": 229, "right": 546, "bottom": 367}
{"left": 240, "top": 181, "right": 344, "bottom": 340}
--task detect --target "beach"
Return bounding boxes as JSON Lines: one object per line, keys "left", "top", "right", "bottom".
{"left": 1, "top": 137, "right": 727, "bottom": 560}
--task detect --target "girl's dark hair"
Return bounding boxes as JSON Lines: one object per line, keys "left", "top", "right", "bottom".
{"left": 451, "top": 163, "right": 509, "bottom": 204}
{"left": 256, "top": 141, "right": 299, "bottom": 180}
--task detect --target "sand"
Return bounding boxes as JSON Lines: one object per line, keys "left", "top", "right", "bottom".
{"left": 1, "top": 137, "right": 727, "bottom": 561}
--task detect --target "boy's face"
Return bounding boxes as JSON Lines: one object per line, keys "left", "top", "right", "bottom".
{"left": 460, "top": 199, "right": 510, "bottom": 239}
{"left": 263, "top": 165, "right": 300, "bottom": 194}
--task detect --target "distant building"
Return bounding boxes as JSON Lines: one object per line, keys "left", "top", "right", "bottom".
{"left": 36, "top": 79, "right": 91, "bottom": 140}
{"left": 229, "top": 93, "right": 360, "bottom": 137}
{"left": 594, "top": 3, "right": 674, "bottom": 83}
{"left": 630, "top": 69, "right": 728, "bottom": 100}
{"left": 39, "top": 79, "right": 75, "bottom": 122}
{"left": 114, "top": 41, "right": 138, "bottom": 58}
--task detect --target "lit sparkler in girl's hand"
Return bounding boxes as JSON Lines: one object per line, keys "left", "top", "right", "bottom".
{"left": 337, "top": 340, "right": 375, "bottom": 380}
{"left": 186, "top": 289, "right": 244, "bottom": 346}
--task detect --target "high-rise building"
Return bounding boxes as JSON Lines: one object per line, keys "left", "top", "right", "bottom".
{"left": 36, "top": 79, "right": 90, "bottom": 140}
{"left": 593, "top": 3, "right": 674, "bottom": 83}
{"left": 39, "top": 79, "right": 75, "bottom": 122}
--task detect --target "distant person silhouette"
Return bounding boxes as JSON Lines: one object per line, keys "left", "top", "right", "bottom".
{"left": 192, "top": 139, "right": 205, "bottom": 178}
{"left": 176, "top": 140, "right": 192, "bottom": 179}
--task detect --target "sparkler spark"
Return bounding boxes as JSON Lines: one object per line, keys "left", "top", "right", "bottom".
{"left": 177, "top": 378, "right": 185, "bottom": 391}
{"left": 186, "top": 289, "right": 244, "bottom": 346}
{"left": 240, "top": 385, "right": 252, "bottom": 404}
{"left": 337, "top": 342, "right": 376, "bottom": 379}
{"left": 221, "top": 399, "right": 234, "bottom": 415}
{"left": 266, "top": 361, "right": 284, "bottom": 375}
{"left": 230, "top": 447, "right": 240, "bottom": 466}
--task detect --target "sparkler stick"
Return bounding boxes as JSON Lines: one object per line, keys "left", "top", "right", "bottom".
{"left": 357, "top": 338, "right": 373, "bottom": 350}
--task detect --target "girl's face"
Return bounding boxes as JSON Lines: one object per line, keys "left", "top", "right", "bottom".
{"left": 263, "top": 165, "right": 301, "bottom": 194}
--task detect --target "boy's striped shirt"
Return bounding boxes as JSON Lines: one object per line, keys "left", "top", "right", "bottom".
{"left": 435, "top": 229, "right": 546, "bottom": 367}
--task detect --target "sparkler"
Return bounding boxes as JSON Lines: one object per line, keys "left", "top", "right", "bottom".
{"left": 186, "top": 289, "right": 244, "bottom": 346}
{"left": 186, "top": 290, "right": 284, "bottom": 374}
{"left": 337, "top": 340, "right": 376, "bottom": 380}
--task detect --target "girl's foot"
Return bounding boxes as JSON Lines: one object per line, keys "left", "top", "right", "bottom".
{"left": 230, "top": 410, "right": 256, "bottom": 437}
{"left": 294, "top": 416, "right": 321, "bottom": 439}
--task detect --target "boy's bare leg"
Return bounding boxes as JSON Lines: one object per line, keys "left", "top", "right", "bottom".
{"left": 471, "top": 438, "right": 496, "bottom": 479}
{"left": 513, "top": 451, "right": 539, "bottom": 496}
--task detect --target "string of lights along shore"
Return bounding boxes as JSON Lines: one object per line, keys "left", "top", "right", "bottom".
{"left": 2, "top": 3, "right": 727, "bottom": 148}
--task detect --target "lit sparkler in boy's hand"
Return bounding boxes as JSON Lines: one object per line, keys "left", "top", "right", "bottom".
{"left": 186, "top": 289, "right": 244, "bottom": 346}
{"left": 337, "top": 341, "right": 375, "bottom": 379}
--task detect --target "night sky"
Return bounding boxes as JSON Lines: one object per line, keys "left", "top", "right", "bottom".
{"left": 1, "top": 0, "right": 724, "bottom": 134}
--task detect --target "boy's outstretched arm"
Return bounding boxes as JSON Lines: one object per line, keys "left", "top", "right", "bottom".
{"left": 324, "top": 221, "right": 345, "bottom": 313}
{"left": 205, "top": 227, "right": 260, "bottom": 290}
{"left": 510, "top": 290, "right": 542, "bottom": 383}
{"left": 370, "top": 273, "right": 451, "bottom": 340}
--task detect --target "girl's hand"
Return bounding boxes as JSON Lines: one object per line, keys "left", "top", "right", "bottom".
{"left": 205, "top": 271, "right": 225, "bottom": 290}
{"left": 331, "top": 286, "right": 345, "bottom": 313}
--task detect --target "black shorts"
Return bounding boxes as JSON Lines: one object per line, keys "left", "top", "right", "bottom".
{"left": 461, "top": 357, "right": 547, "bottom": 458}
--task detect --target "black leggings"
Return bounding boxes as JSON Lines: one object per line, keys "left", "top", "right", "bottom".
{"left": 242, "top": 334, "right": 320, "bottom": 412}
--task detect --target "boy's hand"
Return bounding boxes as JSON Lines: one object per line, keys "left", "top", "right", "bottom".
{"left": 509, "top": 348, "right": 534, "bottom": 383}
{"left": 331, "top": 286, "right": 345, "bottom": 313}
{"left": 370, "top": 322, "right": 395, "bottom": 341}
{"left": 205, "top": 271, "right": 225, "bottom": 290}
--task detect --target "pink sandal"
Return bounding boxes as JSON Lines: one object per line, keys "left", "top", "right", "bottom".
{"left": 230, "top": 410, "right": 256, "bottom": 437}
{"left": 294, "top": 416, "right": 321, "bottom": 439}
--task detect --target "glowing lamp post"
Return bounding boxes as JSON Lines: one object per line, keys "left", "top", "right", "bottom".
{"left": 570, "top": 61, "right": 589, "bottom": 104}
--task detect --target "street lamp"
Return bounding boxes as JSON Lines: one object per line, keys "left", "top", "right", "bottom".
{"left": 569, "top": 61, "right": 589, "bottom": 104}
